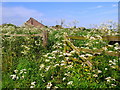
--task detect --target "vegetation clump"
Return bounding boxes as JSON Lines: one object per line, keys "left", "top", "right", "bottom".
{"left": 1, "top": 21, "right": 120, "bottom": 89}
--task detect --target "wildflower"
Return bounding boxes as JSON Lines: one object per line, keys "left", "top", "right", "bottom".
{"left": 52, "top": 57, "right": 56, "bottom": 59}
{"left": 61, "top": 63, "right": 66, "bottom": 66}
{"left": 102, "top": 47, "right": 107, "bottom": 51}
{"left": 90, "top": 36, "right": 95, "bottom": 40}
{"left": 65, "top": 57, "right": 69, "bottom": 60}
{"left": 60, "top": 52, "right": 63, "bottom": 54}
{"left": 107, "top": 79, "right": 110, "bottom": 82}
{"left": 81, "top": 63, "right": 86, "bottom": 66}
{"left": 61, "top": 60, "right": 65, "bottom": 63}
{"left": 108, "top": 45, "right": 113, "bottom": 47}
{"left": 45, "top": 66, "right": 50, "bottom": 71}
{"left": 112, "top": 62, "right": 116, "bottom": 65}
{"left": 105, "top": 77, "right": 111, "bottom": 79}
{"left": 114, "top": 47, "right": 119, "bottom": 50}
{"left": 16, "top": 76, "right": 19, "bottom": 80}
{"left": 96, "top": 42, "right": 99, "bottom": 44}
{"left": 40, "top": 74, "right": 44, "bottom": 77}
{"left": 62, "top": 77, "right": 66, "bottom": 81}
{"left": 31, "top": 81, "right": 36, "bottom": 86}
{"left": 105, "top": 68, "right": 108, "bottom": 70}
{"left": 48, "top": 57, "right": 53, "bottom": 59}
{"left": 111, "top": 66, "right": 116, "bottom": 69}
{"left": 113, "top": 59, "right": 118, "bottom": 62}
{"left": 21, "top": 76, "right": 24, "bottom": 79}
{"left": 93, "top": 48, "right": 97, "bottom": 50}
{"left": 22, "top": 69, "right": 26, "bottom": 71}
{"left": 111, "top": 84, "right": 116, "bottom": 87}
{"left": 111, "top": 78, "right": 116, "bottom": 81}
{"left": 85, "top": 69, "right": 89, "bottom": 72}
{"left": 85, "top": 54, "right": 93, "bottom": 56}
{"left": 98, "top": 70, "right": 102, "bottom": 73}
{"left": 64, "top": 72, "right": 71, "bottom": 76}
{"left": 70, "top": 50, "right": 75, "bottom": 54}
{"left": 105, "top": 77, "right": 112, "bottom": 82}
{"left": 52, "top": 50, "right": 58, "bottom": 54}
{"left": 10, "top": 75, "right": 17, "bottom": 80}
{"left": 93, "top": 74, "right": 98, "bottom": 77}
{"left": 63, "top": 53, "right": 67, "bottom": 56}
{"left": 108, "top": 51, "right": 113, "bottom": 52}
{"left": 40, "top": 64, "right": 45, "bottom": 69}
{"left": 42, "top": 78, "right": 45, "bottom": 82}
{"left": 115, "top": 43, "right": 119, "bottom": 46}
{"left": 46, "top": 82, "right": 52, "bottom": 88}
{"left": 14, "top": 70, "right": 18, "bottom": 73}
{"left": 59, "top": 55, "right": 63, "bottom": 57}
{"left": 79, "top": 55, "right": 85, "bottom": 57}
{"left": 68, "top": 65, "right": 73, "bottom": 68}
{"left": 51, "top": 76, "right": 53, "bottom": 78}
{"left": 109, "top": 60, "right": 112, "bottom": 63}
{"left": 85, "top": 43, "right": 89, "bottom": 46}
{"left": 66, "top": 53, "right": 72, "bottom": 56}
{"left": 30, "top": 86, "right": 34, "bottom": 88}
{"left": 54, "top": 86, "right": 58, "bottom": 88}
{"left": 67, "top": 81, "right": 73, "bottom": 85}
{"left": 45, "top": 59, "right": 50, "bottom": 62}
{"left": 19, "top": 70, "right": 23, "bottom": 74}
{"left": 43, "top": 55, "right": 48, "bottom": 57}
{"left": 54, "top": 64, "right": 59, "bottom": 67}
{"left": 63, "top": 44, "right": 66, "bottom": 46}
{"left": 96, "top": 52, "right": 101, "bottom": 55}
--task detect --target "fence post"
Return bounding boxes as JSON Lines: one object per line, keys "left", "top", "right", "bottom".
{"left": 42, "top": 30, "right": 48, "bottom": 48}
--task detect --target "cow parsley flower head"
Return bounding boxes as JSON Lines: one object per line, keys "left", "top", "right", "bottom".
{"left": 31, "top": 81, "right": 36, "bottom": 86}
{"left": 46, "top": 82, "right": 52, "bottom": 88}
{"left": 40, "top": 64, "right": 45, "bottom": 69}
{"left": 10, "top": 75, "right": 16, "bottom": 80}
{"left": 98, "top": 70, "right": 102, "bottom": 73}
{"left": 14, "top": 70, "right": 18, "bottom": 73}
{"left": 67, "top": 81, "right": 73, "bottom": 85}
{"left": 62, "top": 77, "right": 66, "bottom": 81}
{"left": 93, "top": 74, "right": 98, "bottom": 77}
{"left": 30, "top": 86, "right": 34, "bottom": 88}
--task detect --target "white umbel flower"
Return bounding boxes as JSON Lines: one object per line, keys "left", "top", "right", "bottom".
{"left": 67, "top": 81, "right": 73, "bottom": 85}
{"left": 98, "top": 70, "right": 102, "bottom": 73}
{"left": 31, "top": 81, "right": 36, "bottom": 86}
{"left": 14, "top": 70, "right": 18, "bottom": 73}
{"left": 30, "top": 86, "right": 34, "bottom": 88}
{"left": 46, "top": 82, "right": 52, "bottom": 88}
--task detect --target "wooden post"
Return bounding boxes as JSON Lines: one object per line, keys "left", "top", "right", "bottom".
{"left": 42, "top": 30, "right": 48, "bottom": 48}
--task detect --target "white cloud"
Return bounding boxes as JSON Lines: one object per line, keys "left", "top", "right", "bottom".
{"left": 87, "top": 5, "right": 103, "bottom": 10}
{"left": 2, "top": 6, "right": 43, "bottom": 18}
{"left": 2, "top": 6, "right": 43, "bottom": 25}
{"left": 96, "top": 5, "right": 103, "bottom": 8}
{"left": 112, "top": 4, "right": 117, "bottom": 7}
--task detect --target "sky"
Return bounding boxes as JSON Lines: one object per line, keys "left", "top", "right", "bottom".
{"left": 1, "top": 2, "right": 118, "bottom": 28}
{"left": 1, "top": 0, "right": 119, "bottom": 2}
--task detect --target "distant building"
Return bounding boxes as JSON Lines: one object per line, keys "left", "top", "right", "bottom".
{"left": 24, "top": 17, "right": 45, "bottom": 28}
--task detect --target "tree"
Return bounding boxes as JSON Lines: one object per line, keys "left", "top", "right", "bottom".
{"left": 72, "top": 20, "right": 79, "bottom": 28}
{"left": 56, "top": 19, "right": 65, "bottom": 27}
{"left": 60, "top": 19, "right": 65, "bottom": 27}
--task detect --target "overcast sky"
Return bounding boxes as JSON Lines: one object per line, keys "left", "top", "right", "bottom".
{"left": 1, "top": 2, "right": 118, "bottom": 28}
